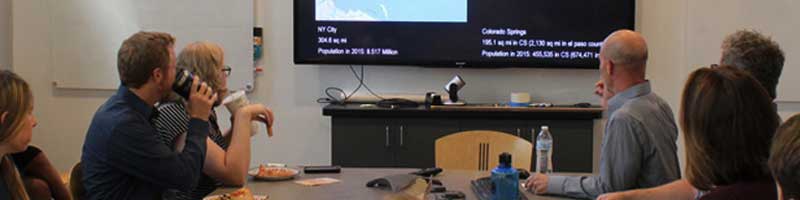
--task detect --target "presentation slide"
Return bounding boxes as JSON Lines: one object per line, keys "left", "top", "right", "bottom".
{"left": 316, "top": 0, "right": 467, "bottom": 22}
{"left": 295, "top": 0, "right": 635, "bottom": 68}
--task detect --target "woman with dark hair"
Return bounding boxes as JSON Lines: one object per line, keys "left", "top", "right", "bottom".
{"left": 681, "top": 65, "right": 779, "bottom": 199}
{"left": 598, "top": 65, "right": 780, "bottom": 200}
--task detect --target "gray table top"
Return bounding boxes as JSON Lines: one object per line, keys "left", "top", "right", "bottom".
{"left": 210, "top": 168, "right": 582, "bottom": 199}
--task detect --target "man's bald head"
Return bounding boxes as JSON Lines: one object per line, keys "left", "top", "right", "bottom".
{"left": 600, "top": 30, "right": 649, "bottom": 75}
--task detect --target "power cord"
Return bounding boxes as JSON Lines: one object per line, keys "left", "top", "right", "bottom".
{"left": 354, "top": 65, "right": 385, "bottom": 101}
{"left": 317, "top": 65, "right": 385, "bottom": 104}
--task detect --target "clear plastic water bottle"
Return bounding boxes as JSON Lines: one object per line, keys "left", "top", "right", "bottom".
{"left": 536, "top": 126, "right": 553, "bottom": 173}
{"left": 491, "top": 152, "right": 519, "bottom": 200}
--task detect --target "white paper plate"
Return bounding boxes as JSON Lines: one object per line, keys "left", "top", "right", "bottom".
{"left": 248, "top": 167, "right": 299, "bottom": 181}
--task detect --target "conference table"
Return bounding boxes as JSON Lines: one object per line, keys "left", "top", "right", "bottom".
{"left": 210, "top": 167, "right": 587, "bottom": 199}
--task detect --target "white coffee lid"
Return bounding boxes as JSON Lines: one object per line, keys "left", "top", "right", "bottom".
{"left": 222, "top": 90, "right": 247, "bottom": 105}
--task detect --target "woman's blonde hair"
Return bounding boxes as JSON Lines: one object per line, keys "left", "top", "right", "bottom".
{"left": 177, "top": 41, "right": 228, "bottom": 97}
{"left": 0, "top": 70, "right": 32, "bottom": 200}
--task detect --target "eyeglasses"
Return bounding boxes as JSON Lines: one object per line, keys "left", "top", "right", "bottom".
{"left": 222, "top": 65, "right": 232, "bottom": 76}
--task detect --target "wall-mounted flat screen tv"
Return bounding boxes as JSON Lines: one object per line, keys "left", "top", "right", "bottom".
{"left": 294, "top": 0, "right": 635, "bottom": 68}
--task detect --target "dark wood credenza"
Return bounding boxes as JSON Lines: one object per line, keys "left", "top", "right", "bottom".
{"left": 323, "top": 104, "right": 604, "bottom": 172}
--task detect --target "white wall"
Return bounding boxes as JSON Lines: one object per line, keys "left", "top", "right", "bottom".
{"left": 13, "top": 0, "right": 113, "bottom": 171}
{"left": 1, "top": 0, "right": 10, "bottom": 70}
{"left": 255, "top": 0, "right": 599, "bottom": 170}
{"left": 11, "top": 0, "right": 800, "bottom": 172}
{"left": 253, "top": 0, "right": 701, "bottom": 172}
{"left": 635, "top": 0, "right": 800, "bottom": 172}
{"left": 636, "top": 0, "right": 689, "bottom": 172}
{"left": 686, "top": 0, "right": 800, "bottom": 102}
{"left": 45, "top": 0, "right": 254, "bottom": 91}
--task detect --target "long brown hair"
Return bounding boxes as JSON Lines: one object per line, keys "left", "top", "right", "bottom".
{"left": 0, "top": 70, "right": 32, "bottom": 200}
{"left": 681, "top": 65, "right": 778, "bottom": 190}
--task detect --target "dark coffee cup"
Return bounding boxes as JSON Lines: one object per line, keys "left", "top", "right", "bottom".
{"left": 173, "top": 68, "right": 220, "bottom": 106}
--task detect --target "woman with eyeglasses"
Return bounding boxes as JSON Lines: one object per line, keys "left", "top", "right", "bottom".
{"left": 152, "top": 41, "right": 275, "bottom": 200}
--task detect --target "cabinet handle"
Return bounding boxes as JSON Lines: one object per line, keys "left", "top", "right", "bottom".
{"left": 530, "top": 128, "right": 536, "bottom": 143}
{"left": 400, "top": 125, "right": 405, "bottom": 146}
{"left": 385, "top": 126, "right": 390, "bottom": 147}
{"left": 516, "top": 128, "right": 521, "bottom": 137}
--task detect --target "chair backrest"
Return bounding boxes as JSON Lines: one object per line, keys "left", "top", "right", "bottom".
{"left": 435, "top": 130, "right": 532, "bottom": 171}
{"left": 69, "top": 162, "right": 84, "bottom": 200}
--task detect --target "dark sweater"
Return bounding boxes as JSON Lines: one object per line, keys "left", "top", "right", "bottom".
{"left": 81, "top": 85, "right": 209, "bottom": 200}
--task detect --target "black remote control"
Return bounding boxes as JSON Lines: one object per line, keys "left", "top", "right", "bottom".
{"left": 303, "top": 165, "right": 341, "bottom": 174}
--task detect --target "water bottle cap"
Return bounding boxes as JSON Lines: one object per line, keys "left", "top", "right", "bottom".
{"left": 541, "top": 126, "right": 549, "bottom": 130}
{"left": 499, "top": 152, "right": 512, "bottom": 165}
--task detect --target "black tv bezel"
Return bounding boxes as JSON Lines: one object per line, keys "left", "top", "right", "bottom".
{"left": 293, "top": 0, "right": 636, "bottom": 69}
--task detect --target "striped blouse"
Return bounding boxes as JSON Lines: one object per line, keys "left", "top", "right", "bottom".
{"left": 152, "top": 102, "right": 227, "bottom": 200}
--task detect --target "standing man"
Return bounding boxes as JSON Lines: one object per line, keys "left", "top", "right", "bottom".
{"left": 81, "top": 31, "right": 217, "bottom": 199}
{"left": 526, "top": 30, "right": 681, "bottom": 199}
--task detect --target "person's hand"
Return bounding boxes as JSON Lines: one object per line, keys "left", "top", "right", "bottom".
{"left": 524, "top": 173, "right": 549, "bottom": 194}
{"left": 187, "top": 77, "right": 217, "bottom": 121}
{"left": 594, "top": 80, "right": 605, "bottom": 97}
{"left": 235, "top": 104, "right": 275, "bottom": 137}
{"left": 594, "top": 80, "right": 610, "bottom": 108}
{"left": 596, "top": 191, "right": 631, "bottom": 200}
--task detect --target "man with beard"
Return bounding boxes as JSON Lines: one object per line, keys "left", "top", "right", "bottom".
{"left": 81, "top": 31, "right": 217, "bottom": 200}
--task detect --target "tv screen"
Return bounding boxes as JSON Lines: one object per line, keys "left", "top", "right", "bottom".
{"left": 294, "top": 0, "right": 635, "bottom": 68}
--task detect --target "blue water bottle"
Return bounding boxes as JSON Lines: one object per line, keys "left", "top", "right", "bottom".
{"left": 491, "top": 152, "right": 519, "bottom": 200}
